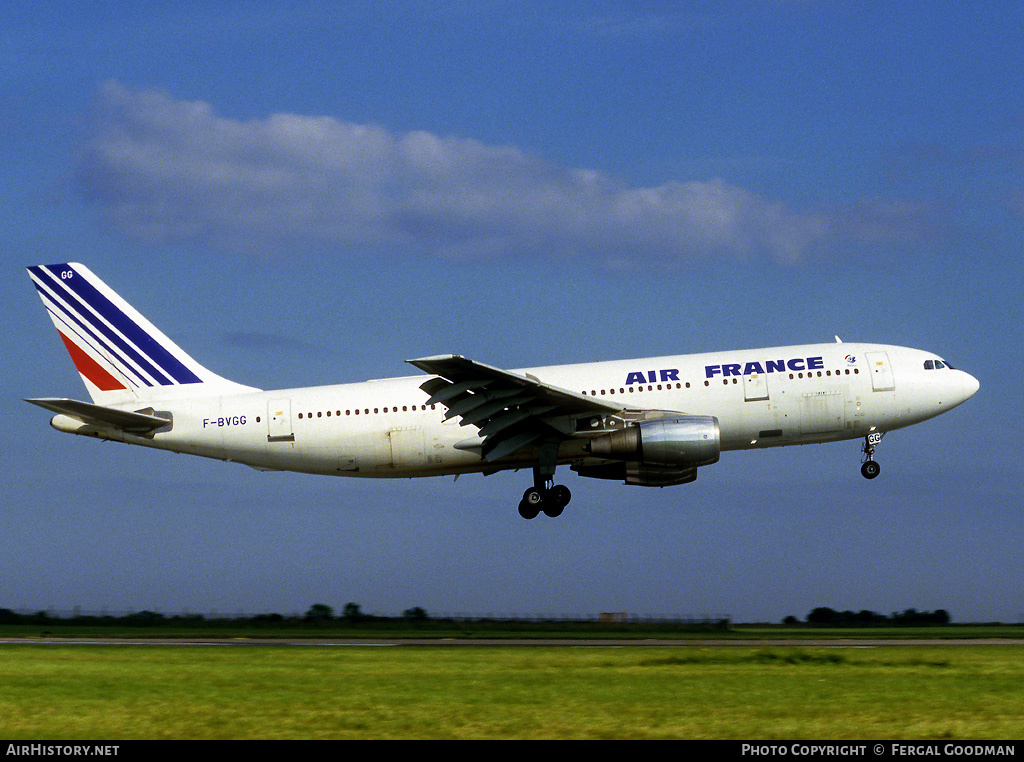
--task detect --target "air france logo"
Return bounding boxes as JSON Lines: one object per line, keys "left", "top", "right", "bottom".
{"left": 704, "top": 356, "right": 824, "bottom": 379}
{"left": 624, "top": 356, "right": 826, "bottom": 385}
{"left": 624, "top": 369, "right": 681, "bottom": 385}
{"left": 845, "top": 354, "right": 857, "bottom": 364}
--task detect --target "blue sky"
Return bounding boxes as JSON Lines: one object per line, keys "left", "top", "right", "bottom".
{"left": 2, "top": 1, "right": 1020, "bottom": 622}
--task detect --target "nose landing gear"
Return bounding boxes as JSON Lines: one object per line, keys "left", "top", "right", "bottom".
{"left": 860, "top": 432, "right": 883, "bottom": 479}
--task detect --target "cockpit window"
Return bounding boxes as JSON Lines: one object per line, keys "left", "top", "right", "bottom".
{"left": 924, "top": 358, "right": 956, "bottom": 370}
{"left": 924, "top": 360, "right": 934, "bottom": 369}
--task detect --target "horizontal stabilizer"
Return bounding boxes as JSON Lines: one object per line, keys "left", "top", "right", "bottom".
{"left": 24, "top": 398, "right": 170, "bottom": 434}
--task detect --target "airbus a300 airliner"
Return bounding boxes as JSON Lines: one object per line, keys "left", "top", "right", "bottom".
{"left": 26, "top": 263, "right": 979, "bottom": 519}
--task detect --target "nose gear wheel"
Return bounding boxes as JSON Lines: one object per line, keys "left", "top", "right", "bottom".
{"left": 860, "top": 432, "right": 883, "bottom": 479}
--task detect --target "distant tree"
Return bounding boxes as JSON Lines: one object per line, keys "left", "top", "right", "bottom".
{"left": 304, "top": 603, "right": 334, "bottom": 621}
{"left": 782, "top": 615, "right": 800, "bottom": 626}
{"left": 890, "top": 608, "right": 951, "bottom": 626}
{"left": 342, "top": 602, "right": 363, "bottom": 623}
{"left": 807, "top": 607, "right": 838, "bottom": 625}
{"left": 403, "top": 607, "right": 429, "bottom": 622}
{"left": 128, "top": 610, "right": 165, "bottom": 625}
{"left": 893, "top": 608, "right": 919, "bottom": 625}
{"left": 854, "top": 609, "right": 886, "bottom": 625}
{"left": 804, "top": 607, "right": 952, "bottom": 627}
{"left": 0, "top": 608, "right": 19, "bottom": 624}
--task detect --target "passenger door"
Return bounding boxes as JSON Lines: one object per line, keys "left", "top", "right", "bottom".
{"left": 866, "top": 352, "right": 895, "bottom": 392}
{"left": 267, "top": 399, "right": 294, "bottom": 442}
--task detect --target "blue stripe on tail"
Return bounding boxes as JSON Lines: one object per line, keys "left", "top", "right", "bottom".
{"left": 29, "top": 264, "right": 201, "bottom": 386}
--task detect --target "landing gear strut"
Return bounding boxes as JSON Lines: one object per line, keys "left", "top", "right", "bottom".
{"left": 860, "top": 432, "right": 883, "bottom": 479}
{"left": 518, "top": 465, "right": 572, "bottom": 519}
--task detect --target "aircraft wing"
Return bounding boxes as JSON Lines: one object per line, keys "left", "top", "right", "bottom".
{"left": 407, "top": 354, "right": 623, "bottom": 462}
{"left": 25, "top": 397, "right": 170, "bottom": 434}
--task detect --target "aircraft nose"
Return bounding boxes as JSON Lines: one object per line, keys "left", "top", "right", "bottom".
{"left": 962, "top": 371, "right": 980, "bottom": 400}
{"left": 950, "top": 370, "right": 980, "bottom": 407}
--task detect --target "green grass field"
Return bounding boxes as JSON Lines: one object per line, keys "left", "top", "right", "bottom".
{"left": 1, "top": 644, "right": 1022, "bottom": 739}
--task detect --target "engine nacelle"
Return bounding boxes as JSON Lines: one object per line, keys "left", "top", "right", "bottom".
{"left": 571, "top": 461, "right": 699, "bottom": 487}
{"left": 586, "top": 415, "right": 721, "bottom": 468}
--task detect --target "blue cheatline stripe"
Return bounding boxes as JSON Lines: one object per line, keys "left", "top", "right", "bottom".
{"left": 31, "top": 264, "right": 202, "bottom": 386}
{"left": 30, "top": 275, "right": 154, "bottom": 388}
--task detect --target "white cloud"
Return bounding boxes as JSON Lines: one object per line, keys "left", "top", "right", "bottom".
{"left": 76, "top": 82, "right": 857, "bottom": 265}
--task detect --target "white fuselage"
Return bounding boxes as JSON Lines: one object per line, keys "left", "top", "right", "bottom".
{"left": 54, "top": 342, "right": 979, "bottom": 480}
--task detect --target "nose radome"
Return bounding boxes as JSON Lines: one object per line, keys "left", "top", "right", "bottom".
{"left": 963, "top": 372, "right": 980, "bottom": 399}
{"left": 953, "top": 371, "right": 980, "bottom": 406}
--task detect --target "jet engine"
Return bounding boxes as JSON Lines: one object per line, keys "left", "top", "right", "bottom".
{"left": 575, "top": 415, "right": 720, "bottom": 486}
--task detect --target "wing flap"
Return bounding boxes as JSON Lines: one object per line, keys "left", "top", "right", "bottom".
{"left": 408, "top": 354, "right": 623, "bottom": 462}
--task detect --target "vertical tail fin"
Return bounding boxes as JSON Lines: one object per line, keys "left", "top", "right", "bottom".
{"left": 27, "top": 263, "right": 258, "bottom": 404}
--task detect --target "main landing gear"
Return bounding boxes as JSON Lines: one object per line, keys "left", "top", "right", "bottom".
{"left": 518, "top": 466, "right": 572, "bottom": 519}
{"left": 860, "top": 431, "right": 883, "bottom": 479}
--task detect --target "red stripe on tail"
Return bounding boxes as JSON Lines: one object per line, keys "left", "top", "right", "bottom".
{"left": 57, "top": 332, "right": 126, "bottom": 391}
